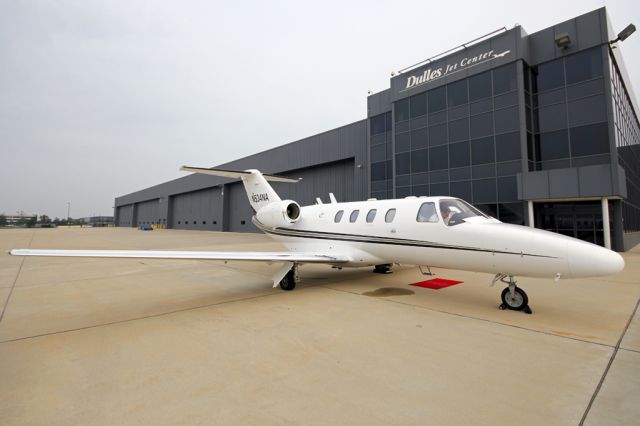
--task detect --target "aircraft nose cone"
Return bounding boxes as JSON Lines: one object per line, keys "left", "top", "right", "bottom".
{"left": 567, "top": 240, "right": 625, "bottom": 278}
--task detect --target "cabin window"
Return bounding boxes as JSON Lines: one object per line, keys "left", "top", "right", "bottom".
{"left": 349, "top": 210, "right": 360, "bottom": 223}
{"left": 366, "top": 209, "right": 377, "bottom": 223}
{"left": 334, "top": 210, "right": 344, "bottom": 223}
{"left": 385, "top": 209, "right": 396, "bottom": 223}
{"left": 417, "top": 202, "right": 439, "bottom": 223}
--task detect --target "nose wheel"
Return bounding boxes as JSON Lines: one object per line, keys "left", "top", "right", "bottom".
{"left": 494, "top": 274, "right": 532, "bottom": 314}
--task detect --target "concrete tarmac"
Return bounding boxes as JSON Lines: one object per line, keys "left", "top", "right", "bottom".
{"left": 0, "top": 227, "right": 638, "bottom": 425}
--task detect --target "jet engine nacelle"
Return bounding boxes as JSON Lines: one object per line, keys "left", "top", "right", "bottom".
{"left": 255, "top": 200, "right": 301, "bottom": 228}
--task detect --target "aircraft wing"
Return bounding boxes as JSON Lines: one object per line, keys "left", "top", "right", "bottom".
{"left": 8, "top": 249, "right": 350, "bottom": 264}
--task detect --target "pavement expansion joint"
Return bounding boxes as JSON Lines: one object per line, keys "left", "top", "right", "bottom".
{"left": 0, "top": 230, "right": 35, "bottom": 324}
{"left": 578, "top": 295, "right": 640, "bottom": 425}
{"left": 0, "top": 286, "right": 289, "bottom": 344}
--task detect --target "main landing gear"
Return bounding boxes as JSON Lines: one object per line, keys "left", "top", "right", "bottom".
{"left": 493, "top": 274, "right": 532, "bottom": 314}
{"left": 373, "top": 264, "right": 393, "bottom": 274}
{"left": 279, "top": 264, "right": 299, "bottom": 291}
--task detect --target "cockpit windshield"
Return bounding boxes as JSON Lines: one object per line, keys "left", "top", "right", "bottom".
{"left": 439, "top": 199, "right": 488, "bottom": 226}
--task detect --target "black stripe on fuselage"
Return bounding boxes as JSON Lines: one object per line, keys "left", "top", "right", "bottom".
{"left": 252, "top": 218, "right": 558, "bottom": 259}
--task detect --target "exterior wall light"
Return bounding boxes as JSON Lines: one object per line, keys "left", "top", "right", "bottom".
{"left": 554, "top": 33, "right": 571, "bottom": 49}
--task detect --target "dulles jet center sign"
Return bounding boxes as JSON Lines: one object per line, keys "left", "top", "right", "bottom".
{"left": 402, "top": 49, "right": 511, "bottom": 91}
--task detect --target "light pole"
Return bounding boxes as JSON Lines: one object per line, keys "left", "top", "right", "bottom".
{"left": 67, "top": 202, "right": 70, "bottom": 226}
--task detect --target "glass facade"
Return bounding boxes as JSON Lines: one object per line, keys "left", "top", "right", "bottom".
{"left": 369, "top": 111, "right": 393, "bottom": 199}
{"left": 611, "top": 51, "right": 640, "bottom": 232}
{"left": 391, "top": 62, "right": 524, "bottom": 224}
{"left": 535, "top": 201, "right": 608, "bottom": 245}
{"left": 527, "top": 47, "right": 610, "bottom": 171}
{"left": 366, "top": 21, "right": 640, "bottom": 247}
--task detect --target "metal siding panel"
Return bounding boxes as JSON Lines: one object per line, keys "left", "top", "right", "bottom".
{"left": 578, "top": 164, "right": 614, "bottom": 197}
{"left": 548, "top": 168, "right": 579, "bottom": 198}
{"left": 228, "top": 182, "right": 256, "bottom": 232}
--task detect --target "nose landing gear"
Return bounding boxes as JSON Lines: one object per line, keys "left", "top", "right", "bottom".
{"left": 493, "top": 274, "right": 532, "bottom": 314}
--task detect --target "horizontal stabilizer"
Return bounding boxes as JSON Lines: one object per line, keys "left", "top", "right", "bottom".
{"left": 180, "top": 166, "right": 300, "bottom": 183}
{"left": 9, "top": 249, "right": 349, "bottom": 264}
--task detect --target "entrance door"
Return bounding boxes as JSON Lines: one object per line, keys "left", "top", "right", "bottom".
{"left": 534, "top": 201, "right": 606, "bottom": 246}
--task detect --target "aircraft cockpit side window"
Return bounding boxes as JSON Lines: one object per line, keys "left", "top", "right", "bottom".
{"left": 349, "top": 210, "right": 360, "bottom": 223}
{"left": 334, "top": 210, "right": 344, "bottom": 223}
{"left": 416, "top": 202, "right": 439, "bottom": 223}
{"left": 439, "top": 198, "right": 487, "bottom": 226}
{"left": 385, "top": 208, "right": 396, "bottom": 223}
{"left": 366, "top": 209, "right": 377, "bottom": 223}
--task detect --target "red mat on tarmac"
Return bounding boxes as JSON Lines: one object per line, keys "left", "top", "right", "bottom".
{"left": 410, "top": 278, "right": 463, "bottom": 290}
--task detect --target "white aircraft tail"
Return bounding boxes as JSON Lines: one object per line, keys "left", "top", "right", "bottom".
{"left": 180, "top": 166, "right": 300, "bottom": 211}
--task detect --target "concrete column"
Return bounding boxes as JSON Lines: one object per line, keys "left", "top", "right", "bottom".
{"left": 527, "top": 200, "right": 535, "bottom": 228}
{"left": 602, "top": 197, "right": 611, "bottom": 250}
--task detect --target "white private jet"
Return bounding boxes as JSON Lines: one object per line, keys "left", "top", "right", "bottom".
{"left": 10, "top": 166, "right": 625, "bottom": 314}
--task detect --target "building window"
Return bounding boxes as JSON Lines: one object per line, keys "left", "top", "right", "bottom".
{"left": 429, "top": 145, "right": 448, "bottom": 170}
{"left": 411, "top": 149, "right": 428, "bottom": 173}
{"left": 396, "top": 132, "right": 411, "bottom": 152}
{"left": 447, "top": 79, "right": 468, "bottom": 107}
{"left": 428, "top": 86, "right": 447, "bottom": 112}
{"left": 537, "top": 129, "right": 570, "bottom": 161}
{"left": 410, "top": 92, "right": 427, "bottom": 118}
{"left": 565, "top": 47, "right": 603, "bottom": 85}
{"left": 370, "top": 115, "right": 386, "bottom": 135}
{"left": 469, "top": 71, "right": 492, "bottom": 101}
{"left": 495, "top": 132, "right": 521, "bottom": 162}
{"left": 570, "top": 122, "right": 609, "bottom": 157}
{"left": 471, "top": 136, "right": 495, "bottom": 165}
{"left": 349, "top": 210, "right": 360, "bottom": 223}
{"left": 448, "top": 118, "right": 469, "bottom": 142}
{"left": 396, "top": 152, "right": 411, "bottom": 175}
{"left": 535, "top": 58, "right": 564, "bottom": 92}
{"left": 493, "top": 63, "right": 517, "bottom": 94}
{"left": 449, "top": 142, "right": 470, "bottom": 168}
{"left": 395, "top": 98, "right": 410, "bottom": 122}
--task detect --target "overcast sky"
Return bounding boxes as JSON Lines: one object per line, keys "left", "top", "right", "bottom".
{"left": 1, "top": 0, "right": 638, "bottom": 219}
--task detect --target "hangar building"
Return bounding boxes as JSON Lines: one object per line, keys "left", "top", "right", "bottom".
{"left": 115, "top": 7, "right": 640, "bottom": 251}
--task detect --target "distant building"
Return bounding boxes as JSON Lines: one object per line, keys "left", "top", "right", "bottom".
{"left": 1, "top": 213, "right": 37, "bottom": 227}
{"left": 82, "top": 216, "right": 115, "bottom": 227}
{"left": 114, "top": 8, "right": 640, "bottom": 251}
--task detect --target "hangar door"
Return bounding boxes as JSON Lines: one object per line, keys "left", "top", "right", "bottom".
{"left": 226, "top": 159, "right": 354, "bottom": 233}
{"left": 170, "top": 187, "right": 222, "bottom": 230}
{"left": 117, "top": 204, "right": 134, "bottom": 227}
{"left": 136, "top": 199, "right": 162, "bottom": 226}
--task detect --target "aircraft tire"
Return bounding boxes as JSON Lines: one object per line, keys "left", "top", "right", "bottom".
{"left": 500, "top": 287, "right": 528, "bottom": 311}
{"left": 279, "top": 271, "right": 296, "bottom": 291}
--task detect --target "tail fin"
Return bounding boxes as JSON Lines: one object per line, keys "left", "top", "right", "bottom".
{"left": 180, "top": 166, "right": 300, "bottom": 211}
